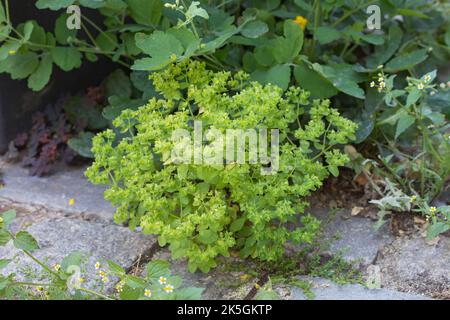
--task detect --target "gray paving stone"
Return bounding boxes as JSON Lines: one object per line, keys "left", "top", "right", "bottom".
{"left": 149, "top": 250, "right": 255, "bottom": 300}
{"left": 376, "top": 236, "right": 450, "bottom": 299}
{"left": 0, "top": 160, "right": 114, "bottom": 223}
{"left": 0, "top": 217, "right": 156, "bottom": 287}
{"left": 312, "top": 209, "right": 394, "bottom": 266}
{"left": 275, "top": 277, "right": 430, "bottom": 300}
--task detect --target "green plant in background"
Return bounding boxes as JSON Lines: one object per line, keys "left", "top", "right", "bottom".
{"left": 86, "top": 60, "right": 357, "bottom": 272}
{"left": 0, "top": 210, "right": 204, "bottom": 300}
{"left": 347, "top": 69, "right": 449, "bottom": 238}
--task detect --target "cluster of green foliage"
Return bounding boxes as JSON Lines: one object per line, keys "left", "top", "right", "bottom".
{"left": 86, "top": 60, "right": 357, "bottom": 272}
{"left": 0, "top": 210, "right": 203, "bottom": 300}
{"left": 347, "top": 69, "right": 449, "bottom": 238}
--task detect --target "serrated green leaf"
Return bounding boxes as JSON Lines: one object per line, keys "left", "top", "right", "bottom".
{"left": 5, "top": 52, "right": 39, "bottom": 80}
{"left": 107, "top": 260, "right": 125, "bottom": 275}
{"left": 51, "top": 47, "right": 82, "bottom": 71}
{"left": 294, "top": 63, "right": 337, "bottom": 99}
{"left": 146, "top": 259, "right": 170, "bottom": 280}
{"left": 252, "top": 64, "right": 291, "bottom": 91}
{"left": 55, "top": 13, "right": 77, "bottom": 45}
{"left": 13, "top": 231, "right": 39, "bottom": 251}
{"left": 198, "top": 229, "right": 218, "bottom": 245}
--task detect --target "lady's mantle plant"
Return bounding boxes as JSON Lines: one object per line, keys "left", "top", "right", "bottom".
{"left": 86, "top": 61, "right": 357, "bottom": 273}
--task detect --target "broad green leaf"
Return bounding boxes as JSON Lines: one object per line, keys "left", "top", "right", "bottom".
{"left": 328, "top": 165, "right": 339, "bottom": 177}
{"left": 312, "top": 63, "right": 365, "bottom": 99}
{"left": 127, "top": 0, "right": 163, "bottom": 26}
{"left": 28, "top": 54, "right": 53, "bottom": 91}
{"left": 361, "top": 34, "right": 384, "bottom": 45}
{"left": 61, "top": 251, "right": 84, "bottom": 271}
{"left": 175, "top": 287, "right": 204, "bottom": 300}
{"left": 385, "top": 49, "right": 428, "bottom": 72}
{"left": 146, "top": 259, "right": 170, "bottom": 280}
{"left": 272, "top": 20, "right": 304, "bottom": 63}
{"left": 55, "top": 14, "right": 77, "bottom": 45}
{"left": 198, "top": 229, "right": 218, "bottom": 245}
{"left": 67, "top": 132, "right": 95, "bottom": 158}
{"left": 23, "top": 21, "right": 34, "bottom": 41}
{"left": 252, "top": 64, "right": 291, "bottom": 91}
{"left": 0, "top": 41, "right": 22, "bottom": 61}
{"left": 395, "top": 114, "right": 415, "bottom": 139}
{"left": 241, "top": 20, "right": 269, "bottom": 39}
{"left": 79, "top": 0, "right": 106, "bottom": 8}
{"left": 95, "top": 32, "right": 118, "bottom": 52}
{"left": 36, "top": 0, "right": 75, "bottom": 10}
{"left": 405, "top": 88, "right": 421, "bottom": 107}
{"left": 132, "top": 31, "right": 184, "bottom": 70}
{"left": 51, "top": 47, "right": 82, "bottom": 71}
{"left": 105, "top": 69, "right": 131, "bottom": 98}
{"left": 107, "top": 260, "right": 125, "bottom": 275}
{"left": 166, "top": 27, "right": 200, "bottom": 59}
{"left": 366, "top": 25, "right": 403, "bottom": 68}
{"left": 294, "top": 63, "right": 338, "bottom": 98}
{"left": 1, "top": 210, "right": 16, "bottom": 226}
{"left": 427, "top": 222, "right": 450, "bottom": 240}
{"left": 316, "top": 26, "right": 341, "bottom": 45}
{"left": 5, "top": 52, "right": 40, "bottom": 80}
{"left": 13, "top": 231, "right": 39, "bottom": 251}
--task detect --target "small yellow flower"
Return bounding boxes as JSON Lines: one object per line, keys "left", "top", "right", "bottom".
{"left": 95, "top": 262, "right": 101, "bottom": 270}
{"left": 116, "top": 280, "right": 125, "bottom": 293}
{"left": 53, "top": 264, "right": 61, "bottom": 272}
{"left": 78, "top": 277, "right": 85, "bottom": 283}
{"left": 424, "top": 74, "right": 431, "bottom": 82}
{"left": 101, "top": 276, "right": 109, "bottom": 284}
{"left": 254, "top": 283, "right": 261, "bottom": 289}
{"left": 370, "top": 81, "right": 375, "bottom": 88}
{"left": 144, "top": 289, "right": 152, "bottom": 298}
{"left": 293, "top": 16, "right": 308, "bottom": 30}
{"left": 417, "top": 83, "right": 424, "bottom": 90}
{"left": 410, "top": 195, "right": 417, "bottom": 203}
{"left": 99, "top": 270, "right": 106, "bottom": 277}
{"left": 379, "top": 81, "right": 386, "bottom": 88}
{"left": 69, "top": 198, "right": 75, "bottom": 206}
{"left": 158, "top": 276, "right": 167, "bottom": 285}
{"left": 429, "top": 207, "right": 437, "bottom": 214}
{"left": 164, "top": 284, "right": 174, "bottom": 293}
{"left": 36, "top": 286, "right": 44, "bottom": 292}
{"left": 8, "top": 50, "right": 16, "bottom": 55}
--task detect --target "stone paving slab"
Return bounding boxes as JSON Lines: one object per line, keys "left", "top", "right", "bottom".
{"left": 149, "top": 250, "right": 255, "bottom": 300}
{"left": 311, "top": 209, "right": 394, "bottom": 266}
{"left": 0, "top": 160, "right": 115, "bottom": 223}
{"left": 376, "top": 236, "right": 450, "bottom": 299}
{"left": 0, "top": 217, "right": 156, "bottom": 286}
{"left": 274, "top": 277, "right": 431, "bottom": 300}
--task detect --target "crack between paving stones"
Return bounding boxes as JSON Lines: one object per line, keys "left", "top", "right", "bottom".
{"left": 243, "top": 271, "right": 270, "bottom": 300}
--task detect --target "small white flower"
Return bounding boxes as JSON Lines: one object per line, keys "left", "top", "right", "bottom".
{"left": 95, "top": 262, "right": 101, "bottom": 270}
{"left": 370, "top": 81, "right": 375, "bottom": 88}
{"left": 144, "top": 289, "right": 152, "bottom": 298}
{"left": 164, "top": 284, "right": 174, "bottom": 293}
{"left": 158, "top": 276, "right": 167, "bottom": 285}
{"left": 440, "top": 83, "right": 446, "bottom": 89}
{"left": 417, "top": 83, "right": 424, "bottom": 90}
{"left": 430, "top": 91, "right": 436, "bottom": 96}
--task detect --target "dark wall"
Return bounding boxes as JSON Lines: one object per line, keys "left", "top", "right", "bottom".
{"left": 0, "top": 1, "right": 116, "bottom": 154}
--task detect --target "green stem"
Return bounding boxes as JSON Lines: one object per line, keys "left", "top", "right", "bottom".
{"left": 332, "top": 0, "right": 378, "bottom": 27}
{"left": 78, "top": 287, "right": 114, "bottom": 300}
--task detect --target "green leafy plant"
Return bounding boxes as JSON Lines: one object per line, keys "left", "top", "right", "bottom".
{"left": 348, "top": 69, "right": 449, "bottom": 237}
{"left": 86, "top": 60, "right": 357, "bottom": 272}
{"left": 0, "top": 209, "right": 204, "bottom": 300}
